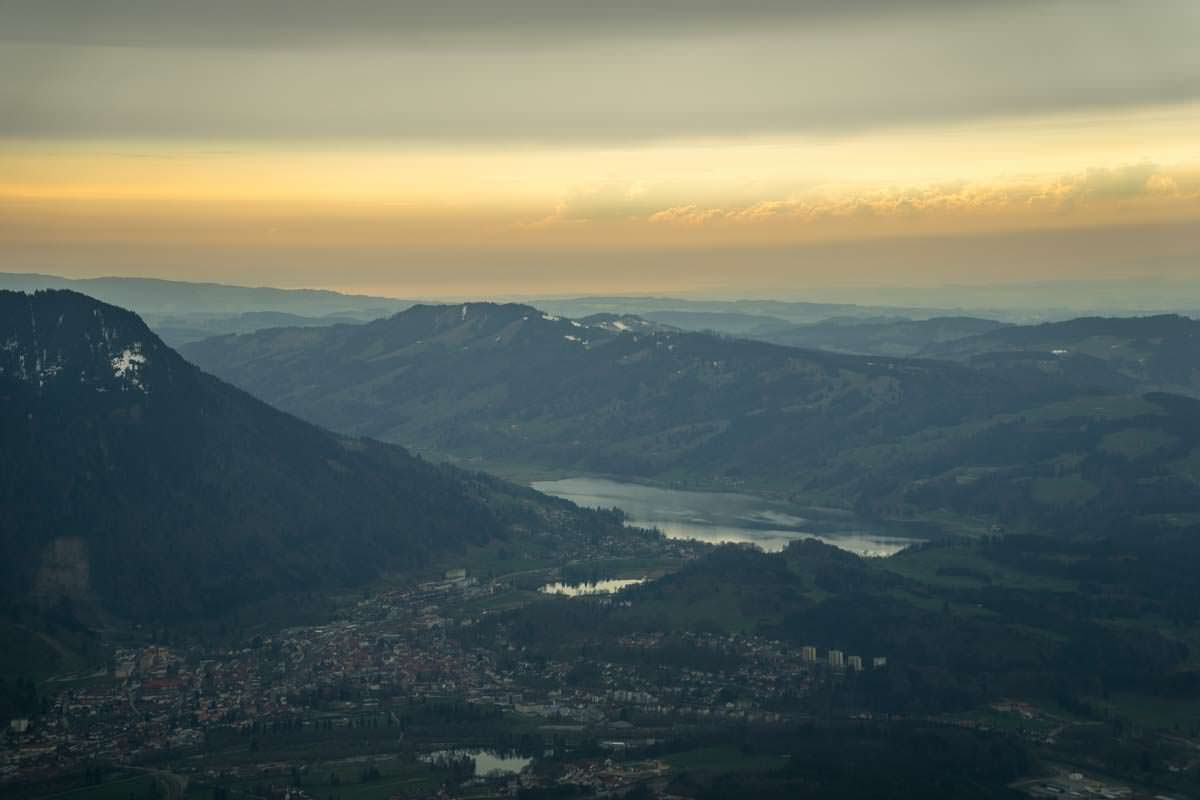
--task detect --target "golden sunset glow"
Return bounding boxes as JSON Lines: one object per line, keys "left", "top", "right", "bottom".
{"left": 3, "top": 1, "right": 1199, "bottom": 296}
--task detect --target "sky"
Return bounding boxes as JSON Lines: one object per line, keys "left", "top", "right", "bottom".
{"left": 1, "top": 0, "right": 1199, "bottom": 299}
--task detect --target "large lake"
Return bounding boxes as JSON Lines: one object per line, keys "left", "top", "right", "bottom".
{"left": 532, "top": 477, "right": 919, "bottom": 557}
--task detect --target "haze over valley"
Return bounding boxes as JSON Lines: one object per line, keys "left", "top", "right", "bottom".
{"left": 4, "top": 1, "right": 1200, "bottom": 798}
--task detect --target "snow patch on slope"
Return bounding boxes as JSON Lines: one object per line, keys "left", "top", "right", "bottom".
{"left": 111, "top": 344, "right": 148, "bottom": 390}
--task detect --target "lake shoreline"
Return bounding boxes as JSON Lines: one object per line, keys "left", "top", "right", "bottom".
{"left": 531, "top": 476, "right": 924, "bottom": 558}
{"left": 430, "top": 453, "right": 970, "bottom": 544}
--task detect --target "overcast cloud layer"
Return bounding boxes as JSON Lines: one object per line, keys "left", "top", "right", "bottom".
{"left": 2, "top": 0, "right": 1198, "bottom": 141}
{"left": 0, "top": 0, "right": 1055, "bottom": 47}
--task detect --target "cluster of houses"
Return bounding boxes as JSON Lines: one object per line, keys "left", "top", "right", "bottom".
{"left": 799, "top": 645, "right": 887, "bottom": 672}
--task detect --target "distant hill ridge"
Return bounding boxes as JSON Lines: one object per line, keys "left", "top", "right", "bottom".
{"left": 182, "top": 301, "right": 1200, "bottom": 532}
{"left": 923, "top": 313, "right": 1200, "bottom": 396}
{"left": 0, "top": 272, "right": 413, "bottom": 316}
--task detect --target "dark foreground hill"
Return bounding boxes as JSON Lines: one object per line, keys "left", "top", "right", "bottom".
{"left": 0, "top": 291, "right": 622, "bottom": 622}
{"left": 499, "top": 537, "right": 1198, "bottom": 715}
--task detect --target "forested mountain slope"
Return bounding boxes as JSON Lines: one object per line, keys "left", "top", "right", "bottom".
{"left": 0, "top": 291, "right": 621, "bottom": 622}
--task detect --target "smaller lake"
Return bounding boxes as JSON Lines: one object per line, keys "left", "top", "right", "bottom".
{"left": 539, "top": 578, "right": 647, "bottom": 596}
{"left": 422, "top": 749, "right": 532, "bottom": 777}
{"left": 533, "top": 477, "right": 920, "bottom": 557}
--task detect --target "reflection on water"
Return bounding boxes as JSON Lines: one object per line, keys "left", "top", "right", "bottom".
{"left": 532, "top": 477, "right": 919, "bottom": 557}
{"left": 539, "top": 578, "right": 646, "bottom": 596}
{"left": 422, "top": 749, "right": 532, "bottom": 777}
{"left": 650, "top": 520, "right": 913, "bottom": 557}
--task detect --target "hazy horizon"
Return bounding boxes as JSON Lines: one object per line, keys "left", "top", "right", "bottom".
{"left": 6, "top": 267, "right": 1200, "bottom": 318}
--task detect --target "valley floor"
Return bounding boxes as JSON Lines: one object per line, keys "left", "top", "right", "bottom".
{"left": 6, "top": 529, "right": 1200, "bottom": 800}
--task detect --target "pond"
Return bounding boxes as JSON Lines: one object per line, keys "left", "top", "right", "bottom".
{"left": 539, "top": 578, "right": 647, "bottom": 596}
{"left": 422, "top": 749, "right": 532, "bottom": 777}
